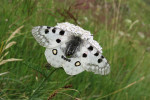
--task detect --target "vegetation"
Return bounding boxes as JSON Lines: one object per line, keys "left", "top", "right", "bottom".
{"left": 0, "top": 0, "right": 150, "bottom": 99}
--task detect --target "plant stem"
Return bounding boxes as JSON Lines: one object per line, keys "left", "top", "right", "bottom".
{"left": 29, "top": 69, "right": 57, "bottom": 99}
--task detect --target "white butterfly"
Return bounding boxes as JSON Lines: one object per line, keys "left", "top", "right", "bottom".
{"left": 32, "top": 22, "right": 110, "bottom": 75}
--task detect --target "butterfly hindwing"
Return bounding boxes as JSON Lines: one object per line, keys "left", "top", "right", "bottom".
{"left": 45, "top": 46, "right": 64, "bottom": 68}
{"left": 81, "top": 41, "right": 110, "bottom": 75}
{"left": 62, "top": 49, "right": 84, "bottom": 75}
{"left": 45, "top": 43, "right": 85, "bottom": 75}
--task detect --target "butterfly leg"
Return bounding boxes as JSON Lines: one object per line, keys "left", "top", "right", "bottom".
{"left": 45, "top": 63, "right": 52, "bottom": 70}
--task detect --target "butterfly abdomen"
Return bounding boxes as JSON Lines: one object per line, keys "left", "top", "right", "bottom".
{"left": 65, "top": 36, "right": 83, "bottom": 57}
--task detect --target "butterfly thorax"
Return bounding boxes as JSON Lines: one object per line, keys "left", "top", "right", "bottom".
{"left": 65, "top": 36, "right": 82, "bottom": 58}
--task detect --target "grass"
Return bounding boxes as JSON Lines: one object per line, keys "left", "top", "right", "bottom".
{"left": 0, "top": 0, "right": 150, "bottom": 99}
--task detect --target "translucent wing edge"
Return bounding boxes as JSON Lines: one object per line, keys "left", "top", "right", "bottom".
{"left": 32, "top": 26, "right": 50, "bottom": 47}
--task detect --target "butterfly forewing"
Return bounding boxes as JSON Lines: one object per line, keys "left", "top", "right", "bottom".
{"left": 32, "top": 26, "right": 71, "bottom": 48}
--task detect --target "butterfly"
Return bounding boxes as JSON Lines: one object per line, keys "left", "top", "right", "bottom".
{"left": 32, "top": 22, "right": 110, "bottom": 75}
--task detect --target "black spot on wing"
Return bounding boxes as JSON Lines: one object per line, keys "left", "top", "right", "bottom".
{"left": 88, "top": 46, "right": 93, "bottom": 51}
{"left": 56, "top": 39, "right": 61, "bottom": 43}
{"left": 59, "top": 30, "right": 65, "bottom": 35}
{"left": 45, "top": 29, "right": 49, "bottom": 34}
{"left": 52, "top": 28, "right": 56, "bottom": 33}
{"left": 82, "top": 53, "right": 87, "bottom": 57}
{"left": 101, "top": 55, "right": 104, "bottom": 59}
{"left": 94, "top": 52, "right": 99, "bottom": 56}
{"left": 47, "top": 26, "right": 51, "bottom": 29}
{"left": 98, "top": 58, "right": 102, "bottom": 63}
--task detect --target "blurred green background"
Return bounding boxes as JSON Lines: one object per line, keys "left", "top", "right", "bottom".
{"left": 0, "top": 0, "right": 150, "bottom": 100}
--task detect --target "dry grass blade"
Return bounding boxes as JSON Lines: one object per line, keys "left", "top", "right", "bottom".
{"left": 0, "top": 52, "right": 9, "bottom": 62}
{"left": 47, "top": 90, "right": 58, "bottom": 100}
{"left": 0, "top": 42, "right": 4, "bottom": 56}
{"left": 97, "top": 76, "right": 145, "bottom": 100}
{"left": 0, "top": 72, "right": 9, "bottom": 76}
{"left": 128, "top": 20, "right": 139, "bottom": 31}
{"left": 3, "top": 41, "right": 16, "bottom": 51}
{"left": 0, "top": 25, "right": 24, "bottom": 66}
{"left": 0, "top": 58, "right": 23, "bottom": 66}
{"left": 57, "top": 92, "right": 81, "bottom": 100}
{"left": 47, "top": 84, "right": 81, "bottom": 100}
{"left": 60, "top": 88, "right": 80, "bottom": 94}
{"left": 63, "top": 84, "right": 72, "bottom": 88}
{"left": 6, "top": 25, "right": 24, "bottom": 44}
